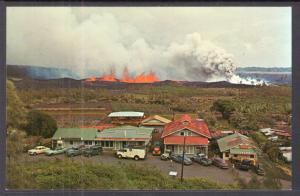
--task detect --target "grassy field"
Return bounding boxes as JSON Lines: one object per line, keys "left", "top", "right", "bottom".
{"left": 6, "top": 159, "right": 237, "bottom": 190}
{"left": 17, "top": 84, "right": 291, "bottom": 130}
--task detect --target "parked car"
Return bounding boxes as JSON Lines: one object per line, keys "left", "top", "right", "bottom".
{"left": 152, "top": 146, "right": 161, "bottom": 156}
{"left": 83, "top": 145, "right": 103, "bottom": 157}
{"left": 45, "top": 147, "right": 68, "bottom": 156}
{"left": 212, "top": 157, "right": 229, "bottom": 169}
{"left": 252, "top": 164, "right": 265, "bottom": 176}
{"left": 191, "top": 154, "right": 212, "bottom": 166}
{"left": 116, "top": 148, "right": 146, "bottom": 160}
{"left": 161, "top": 149, "right": 172, "bottom": 160}
{"left": 65, "top": 146, "right": 86, "bottom": 157}
{"left": 234, "top": 159, "right": 252, "bottom": 171}
{"left": 170, "top": 154, "right": 193, "bottom": 166}
{"left": 28, "top": 146, "right": 50, "bottom": 156}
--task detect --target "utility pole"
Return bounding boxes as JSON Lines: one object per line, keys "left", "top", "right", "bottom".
{"left": 180, "top": 136, "right": 186, "bottom": 182}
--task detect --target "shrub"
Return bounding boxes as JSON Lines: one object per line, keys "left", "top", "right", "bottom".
{"left": 211, "top": 99, "right": 235, "bottom": 119}
{"left": 6, "top": 80, "right": 28, "bottom": 129}
{"left": 25, "top": 110, "right": 57, "bottom": 138}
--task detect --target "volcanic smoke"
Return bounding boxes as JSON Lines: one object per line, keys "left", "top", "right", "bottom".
{"left": 82, "top": 33, "right": 265, "bottom": 85}
{"left": 84, "top": 66, "right": 159, "bottom": 83}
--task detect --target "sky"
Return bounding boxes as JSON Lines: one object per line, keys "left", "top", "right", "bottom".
{"left": 6, "top": 7, "right": 291, "bottom": 81}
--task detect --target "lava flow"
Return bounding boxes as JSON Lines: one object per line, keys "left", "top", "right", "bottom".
{"left": 84, "top": 66, "right": 159, "bottom": 83}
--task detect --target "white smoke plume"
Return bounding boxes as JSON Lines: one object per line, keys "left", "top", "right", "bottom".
{"left": 163, "top": 33, "right": 266, "bottom": 85}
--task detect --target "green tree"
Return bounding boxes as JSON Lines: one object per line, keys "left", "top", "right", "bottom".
{"left": 25, "top": 110, "right": 57, "bottom": 138}
{"left": 6, "top": 80, "right": 28, "bottom": 129}
{"left": 211, "top": 99, "right": 235, "bottom": 119}
{"left": 263, "top": 141, "right": 281, "bottom": 162}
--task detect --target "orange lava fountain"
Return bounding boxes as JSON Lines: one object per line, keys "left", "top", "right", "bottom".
{"left": 84, "top": 66, "right": 159, "bottom": 83}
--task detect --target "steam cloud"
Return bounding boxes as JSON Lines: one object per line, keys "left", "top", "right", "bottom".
{"left": 7, "top": 8, "right": 283, "bottom": 85}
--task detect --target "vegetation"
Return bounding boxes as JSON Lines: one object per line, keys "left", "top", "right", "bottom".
{"left": 25, "top": 110, "right": 57, "bottom": 138}
{"left": 6, "top": 81, "right": 291, "bottom": 190}
{"left": 6, "top": 80, "right": 28, "bottom": 129}
{"left": 211, "top": 99, "right": 235, "bottom": 119}
{"left": 6, "top": 159, "right": 237, "bottom": 190}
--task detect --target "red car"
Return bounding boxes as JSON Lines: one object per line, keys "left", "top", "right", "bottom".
{"left": 152, "top": 147, "right": 161, "bottom": 156}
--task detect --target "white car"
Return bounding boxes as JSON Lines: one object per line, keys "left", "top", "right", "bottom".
{"left": 28, "top": 146, "right": 50, "bottom": 155}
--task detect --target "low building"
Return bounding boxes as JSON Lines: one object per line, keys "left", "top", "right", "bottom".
{"left": 161, "top": 114, "right": 211, "bottom": 156}
{"left": 274, "top": 130, "right": 291, "bottom": 140}
{"left": 217, "top": 133, "right": 257, "bottom": 164}
{"left": 52, "top": 128, "right": 98, "bottom": 148}
{"left": 108, "top": 111, "right": 145, "bottom": 126}
{"left": 140, "top": 115, "right": 172, "bottom": 130}
{"left": 96, "top": 125, "right": 153, "bottom": 150}
{"left": 279, "top": 147, "right": 292, "bottom": 162}
{"left": 140, "top": 115, "right": 172, "bottom": 147}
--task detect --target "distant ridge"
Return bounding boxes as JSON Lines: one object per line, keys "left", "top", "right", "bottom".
{"left": 236, "top": 67, "right": 291, "bottom": 73}
{"left": 7, "top": 64, "right": 79, "bottom": 79}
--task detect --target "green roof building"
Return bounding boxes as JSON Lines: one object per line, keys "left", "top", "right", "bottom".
{"left": 216, "top": 133, "right": 257, "bottom": 164}
{"left": 96, "top": 125, "right": 154, "bottom": 150}
{"left": 52, "top": 128, "right": 98, "bottom": 148}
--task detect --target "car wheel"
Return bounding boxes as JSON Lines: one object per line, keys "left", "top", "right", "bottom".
{"left": 118, "top": 154, "right": 122, "bottom": 159}
{"left": 134, "top": 156, "right": 139, "bottom": 161}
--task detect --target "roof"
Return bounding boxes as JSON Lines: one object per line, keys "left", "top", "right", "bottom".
{"left": 80, "top": 124, "right": 115, "bottom": 131}
{"left": 52, "top": 128, "right": 98, "bottom": 140}
{"left": 217, "top": 133, "right": 251, "bottom": 152}
{"left": 210, "top": 131, "right": 227, "bottom": 139}
{"left": 230, "top": 148, "right": 256, "bottom": 155}
{"left": 164, "top": 136, "right": 209, "bottom": 145}
{"left": 141, "top": 115, "right": 172, "bottom": 126}
{"left": 108, "top": 111, "right": 144, "bottom": 118}
{"left": 162, "top": 114, "right": 211, "bottom": 138}
{"left": 96, "top": 125, "right": 153, "bottom": 141}
{"left": 274, "top": 131, "right": 291, "bottom": 137}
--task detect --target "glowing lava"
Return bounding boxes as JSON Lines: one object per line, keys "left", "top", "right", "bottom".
{"left": 84, "top": 66, "right": 159, "bottom": 83}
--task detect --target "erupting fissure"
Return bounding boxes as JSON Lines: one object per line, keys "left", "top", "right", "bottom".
{"left": 84, "top": 66, "right": 159, "bottom": 83}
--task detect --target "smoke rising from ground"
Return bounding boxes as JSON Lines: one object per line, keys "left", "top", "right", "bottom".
{"left": 7, "top": 7, "right": 290, "bottom": 85}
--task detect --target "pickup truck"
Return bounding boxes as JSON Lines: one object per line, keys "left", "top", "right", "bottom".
{"left": 116, "top": 148, "right": 146, "bottom": 160}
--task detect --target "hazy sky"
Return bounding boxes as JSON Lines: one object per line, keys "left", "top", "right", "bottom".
{"left": 6, "top": 7, "right": 291, "bottom": 79}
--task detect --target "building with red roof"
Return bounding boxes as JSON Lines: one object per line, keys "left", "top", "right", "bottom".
{"left": 161, "top": 114, "right": 211, "bottom": 156}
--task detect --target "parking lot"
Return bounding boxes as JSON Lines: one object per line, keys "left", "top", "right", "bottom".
{"left": 21, "top": 151, "right": 259, "bottom": 185}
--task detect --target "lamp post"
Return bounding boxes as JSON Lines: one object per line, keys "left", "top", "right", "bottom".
{"left": 180, "top": 135, "right": 186, "bottom": 182}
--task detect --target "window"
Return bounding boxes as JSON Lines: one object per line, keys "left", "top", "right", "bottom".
{"left": 70, "top": 141, "right": 73, "bottom": 145}
{"left": 225, "top": 152, "right": 230, "bottom": 157}
{"left": 180, "top": 132, "right": 184, "bottom": 136}
{"left": 234, "top": 154, "right": 238, "bottom": 157}
{"left": 84, "top": 141, "right": 93, "bottom": 145}
{"left": 186, "top": 146, "right": 194, "bottom": 154}
{"left": 101, "top": 141, "right": 113, "bottom": 147}
{"left": 250, "top": 155, "right": 254, "bottom": 158}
